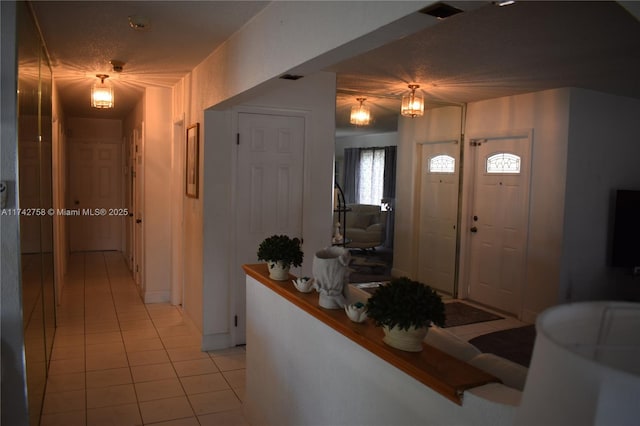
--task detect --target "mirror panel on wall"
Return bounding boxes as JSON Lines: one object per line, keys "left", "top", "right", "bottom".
{"left": 39, "top": 43, "right": 56, "bottom": 369}
{"left": 17, "top": 2, "right": 56, "bottom": 423}
{"left": 335, "top": 100, "right": 463, "bottom": 295}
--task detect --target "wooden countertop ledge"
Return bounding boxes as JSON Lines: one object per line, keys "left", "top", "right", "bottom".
{"left": 243, "top": 263, "right": 500, "bottom": 405}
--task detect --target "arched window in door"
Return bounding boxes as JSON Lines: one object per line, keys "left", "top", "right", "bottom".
{"left": 486, "top": 152, "right": 521, "bottom": 174}
{"left": 428, "top": 154, "right": 455, "bottom": 173}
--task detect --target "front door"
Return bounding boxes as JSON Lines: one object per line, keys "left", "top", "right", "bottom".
{"left": 417, "top": 141, "right": 460, "bottom": 294}
{"left": 467, "top": 135, "right": 532, "bottom": 315}
{"left": 68, "top": 140, "right": 122, "bottom": 252}
{"left": 235, "top": 112, "right": 305, "bottom": 344}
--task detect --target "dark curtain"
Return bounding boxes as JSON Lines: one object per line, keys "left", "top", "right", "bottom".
{"left": 383, "top": 146, "right": 397, "bottom": 248}
{"left": 343, "top": 148, "right": 360, "bottom": 204}
{"left": 383, "top": 146, "right": 397, "bottom": 200}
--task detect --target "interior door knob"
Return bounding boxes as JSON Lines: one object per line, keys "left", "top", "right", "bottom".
{"left": 470, "top": 226, "right": 478, "bottom": 233}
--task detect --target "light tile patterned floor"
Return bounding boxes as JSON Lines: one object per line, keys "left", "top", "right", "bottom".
{"left": 41, "top": 252, "right": 248, "bottom": 426}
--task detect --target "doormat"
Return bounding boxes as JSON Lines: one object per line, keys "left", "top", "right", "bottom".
{"left": 469, "top": 325, "right": 536, "bottom": 367}
{"left": 443, "top": 302, "right": 503, "bottom": 328}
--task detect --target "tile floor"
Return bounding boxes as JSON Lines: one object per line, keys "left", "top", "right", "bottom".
{"left": 41, "top": 251, "right": 527, "bottom": 425}
{"left": 41, "top": 252, "right": 248, "bottom": 426}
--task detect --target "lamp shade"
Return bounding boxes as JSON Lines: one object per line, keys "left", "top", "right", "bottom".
{"left": 401, "top": 84, "right": 424, "bottom": 118}
{"left": 350, "top": 97, "right": 371, "bottom": 126}
{"left": 516, "top": 301, "right": 640, "bottom": 426}
{"left": 91, "top": 74, "right": 114, "bottom": 109}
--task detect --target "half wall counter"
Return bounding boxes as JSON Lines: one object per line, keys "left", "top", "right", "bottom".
{"left": 242, "top": 263, "right": 517, "bottom": 426}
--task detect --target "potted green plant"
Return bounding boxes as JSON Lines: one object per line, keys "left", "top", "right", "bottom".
{"left": 257, "top": 234, "right": 304, "bottom": 281}
{"left": 365, "top": 277, "right": 445, "bottom": 352}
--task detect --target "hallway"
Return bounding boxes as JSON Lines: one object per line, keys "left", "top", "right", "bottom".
{"left": 41, "top": 252, "right": 248, "bottom": 426}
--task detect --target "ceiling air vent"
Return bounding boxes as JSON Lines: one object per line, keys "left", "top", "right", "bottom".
{"left": 279, "top": 74, "right": 304, "bottom": 81}
{"left": 419, "top": 2, "right": 464, "bottom": 19}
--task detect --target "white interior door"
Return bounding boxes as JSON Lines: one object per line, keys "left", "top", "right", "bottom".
{"left": 68, "top": 140, "right": 122, "bottom": 252}
{"left": 235, "top": 112, "right": 305, "bottom": 344}
{"left": 467, "top": 135, "right": 532, "bottom": 315}
{"left": 417, "top": 141, "right": 460, "bottom": 294}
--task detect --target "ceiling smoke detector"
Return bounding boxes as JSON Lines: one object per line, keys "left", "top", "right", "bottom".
{"left": 110, "top": 60, "right": 125, "bottom": 73}
{"left": 128, "top": 15, "right": 150, "bottom": 30}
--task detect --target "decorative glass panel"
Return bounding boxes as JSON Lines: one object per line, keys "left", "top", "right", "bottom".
{"left": 429, "top": 155, "right": 455, "bottom": 173}
{"left": 486, "top": 153, "right": 521, "bottom": 174}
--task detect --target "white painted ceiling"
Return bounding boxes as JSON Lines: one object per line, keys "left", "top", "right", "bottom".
{"left": 332, "top": 1, "right": 640, "bottom": 136}
{"left": 31, "top": 1, "right": 640, "bottom": 134}
{"left": 31, "top": 1, "right": 269, "bottom": 119}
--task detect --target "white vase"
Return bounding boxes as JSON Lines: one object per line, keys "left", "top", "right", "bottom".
{"left": 312, "top": 247, "right": 350, "bottom": 309}
{"left": 382, "top": 325, "right": 428, "bottom": 352}
{"left": 267, "top": 261, "right": 290, "bottom": 281}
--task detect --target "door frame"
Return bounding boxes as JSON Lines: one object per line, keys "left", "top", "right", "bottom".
{"left": 132, "top": 125, "right": 145, "bottom": 293}
{"left": 229, "top": 106, "right": 309, "bottom": 347}
{"left": 458, "top": 129, "right": 533, "bottom": 316}
{"left": 171, "top": 116, "right": 185, "bottom": 306}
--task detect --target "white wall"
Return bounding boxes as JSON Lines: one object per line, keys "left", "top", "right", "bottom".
{"left": 245, "top": 274, "right": 517, "bottom": 426}
{"left": 462, "top": 89, "right": 572, "bottom": 321}
{"left": 396, "top": 88, "right": 640, "bottom": 322}
{"left": 67, "top": 117, "right": 122, "bottom": 139}
{"left": 0, "top": 2, "right": 30, "bottom": 422}
{"left": 560, "top": 89, "right": 640, "bottom": 302}
{"left": 191, "top": 1, "right": 432, "bottom": 112}
{"left": 175, "top": 1, "right": 437, "bottom": 346}
{"left": 394, "top": 91, "right": 572, "bottom": 321}
{"left": 142, "top": 87, "right": 173, "bottom": 303}
{"left": 335, "top": 131, "right": 398, "bottom": 155}
{"left": 200, "top": 72, "right": 337, "bottom": 349}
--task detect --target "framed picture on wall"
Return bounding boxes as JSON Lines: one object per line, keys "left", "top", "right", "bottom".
{"left": 185, "top": 123, "right": 200, "bottom": 198}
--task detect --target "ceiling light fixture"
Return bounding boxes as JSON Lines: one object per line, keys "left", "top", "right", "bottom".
{"left": 350, "top": 97, "right": 371, "bottom": 126}
{"left": 401, "top": 84, "right": 424, "bottom": 118}
{"left": 91, "top": 74, "right": 114, "bottom": 109}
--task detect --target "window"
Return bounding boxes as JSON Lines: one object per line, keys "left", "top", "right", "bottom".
{"left": 358, "top": 148, "right": 385, "bottom": 205}
{"left": 428, "top": 154, "right": 455, "bottom": 173}
{"left": 486, "top": 152, "right": 521, "bottom": 174}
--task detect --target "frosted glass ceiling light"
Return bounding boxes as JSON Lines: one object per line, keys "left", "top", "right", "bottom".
{"left": 91, "top": 74, "right": 114, "bottom": 109}
{"left": 350, "top": 97, "right": 371, "bottom": 126}
{"left": 401, "top": 84, "right": 424, "bottom": 118}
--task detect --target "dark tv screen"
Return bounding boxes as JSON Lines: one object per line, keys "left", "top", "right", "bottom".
{"left": 611, "top": 190, "right": 640, "bottom": 268}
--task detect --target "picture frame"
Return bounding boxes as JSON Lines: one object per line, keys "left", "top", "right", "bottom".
{"left": 185, "top": 123, "right": 200, "bottom": 198}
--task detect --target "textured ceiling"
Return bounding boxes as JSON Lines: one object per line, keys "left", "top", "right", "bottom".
{"left": 331, "top": 1, "right": 640, "bottom": 136}
{"left": 30, "top": 1, "right": 640, "bottom": 134}
{"left": 31, "top": 1, "right": 269, "bottom": 119}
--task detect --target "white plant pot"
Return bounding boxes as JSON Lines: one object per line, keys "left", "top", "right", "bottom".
{"left": 267, "top": 261, "right": 290, "bottom": 281}
{"left": 382, "top": 325, "right": 428, "bottom": 352}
